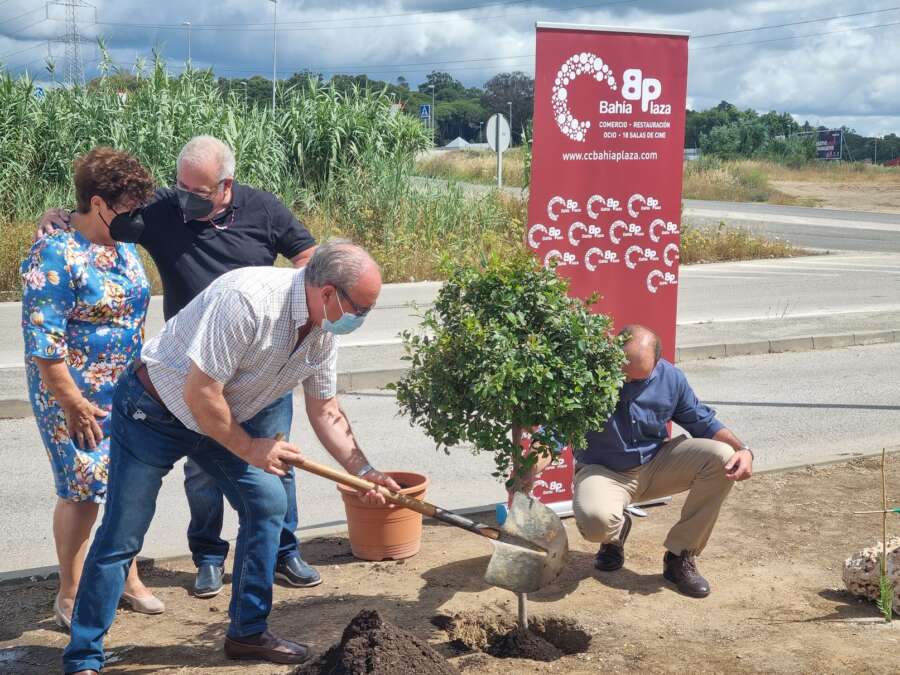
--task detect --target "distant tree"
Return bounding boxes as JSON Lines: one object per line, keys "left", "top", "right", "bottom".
{"left": 419, "top": 71, "right": 467, "bottom": 100}
{"left": 434, "top": 99, "right": 488, "bottom": 144}
{"left": 481, "top": 71, "right": 534, "bottom": 144}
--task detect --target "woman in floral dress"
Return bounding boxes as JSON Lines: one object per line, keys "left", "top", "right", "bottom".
{"left": 21, "top": 147, "right": 164, "bottom": 628}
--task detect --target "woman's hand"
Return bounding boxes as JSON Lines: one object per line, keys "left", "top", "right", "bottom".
{"left": 62, "top": 397, "right": 108, "bottom": 449}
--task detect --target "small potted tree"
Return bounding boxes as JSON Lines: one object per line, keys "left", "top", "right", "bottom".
{"left": 392, "top": 252, "right": 625, "bottom": 489}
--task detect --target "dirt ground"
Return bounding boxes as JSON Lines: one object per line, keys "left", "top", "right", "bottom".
{"left": 2, "top": 456, "right": 900, "bottom": 674}
{"left": 771, "top": 178, "right": 900, "bottom": 213}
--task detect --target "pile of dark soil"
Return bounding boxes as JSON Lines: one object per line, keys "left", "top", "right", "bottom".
{"left": 432, "top": 611, "right": 591, "bottom": 661}
{"left": 295, "top": 609, "right": 458, "bottom": 675}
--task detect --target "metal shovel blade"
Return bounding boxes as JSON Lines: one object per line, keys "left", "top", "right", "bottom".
{"left": 483, "top": 492, "right": 568, "bottom": 594}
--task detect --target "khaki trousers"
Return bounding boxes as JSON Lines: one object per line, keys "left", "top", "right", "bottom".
{"left": 573, "top": 437, "right": 735, "bottom": 556}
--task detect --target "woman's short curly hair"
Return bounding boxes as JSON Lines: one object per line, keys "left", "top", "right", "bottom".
{"left": 74, "top": 147, "right": 155, "bottom": 214}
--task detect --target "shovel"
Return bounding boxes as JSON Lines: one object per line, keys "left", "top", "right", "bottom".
{"left": 282, "top": 451, "right": 567, "bottom": 623}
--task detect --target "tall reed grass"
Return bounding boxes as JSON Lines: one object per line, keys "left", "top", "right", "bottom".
{"left": 0, "top": 52, "right": 431, "bottom": 222}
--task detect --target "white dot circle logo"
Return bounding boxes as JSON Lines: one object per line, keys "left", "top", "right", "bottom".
{"left": 568, "top": 221, "right": 587, "bottom": 246}
{"left": 609, "top": 219, "right": 627, "bottom": 245}
{"left": 625, "top": 245, "right": 644, "bottom": 270}
{"left": 646, "top": 270, "right": 664, "bottom": 294}
{"left": 586, "top": 195, "right": 604, "bottom": 219}
{"left": 528, "top": 224, "right": 548, "bottom": 249}
{"left": 547, "top": 196, "right": 565, "bottom": 221}
{"left": 664, "top": 243, "right": 680, "bottom": 267}
{"left": 627, "top": 194, "right": 646, "bottom": 218}
{"left": 552, "top": 52, "right": 617, "bottom": 143}
{"left": 543, "top": 249, "right": 563, "bottom": 267}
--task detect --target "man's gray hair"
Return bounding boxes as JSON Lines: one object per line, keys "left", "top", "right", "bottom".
{"left": 177, "top": 135, "right": 236, "bottom": 182}
{"left": 306, "top": 238, "right": 374, "bottom": 290}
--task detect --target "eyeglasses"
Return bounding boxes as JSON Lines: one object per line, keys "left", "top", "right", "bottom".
{"left": 176, "top": 180, "right": 224, "bottom": 201}
{"left": 336, "top": 286, "right": 372, "bottom": 317}
{"left": 110, "top": 205, "right": 142, "bottom": 219}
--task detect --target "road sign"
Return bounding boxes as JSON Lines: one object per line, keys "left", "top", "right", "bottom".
{"left": 419, "top": 104, "right": 432, "bottom": 120}
{"left": 486, "top": 113, "right": 511, "bottom": 153}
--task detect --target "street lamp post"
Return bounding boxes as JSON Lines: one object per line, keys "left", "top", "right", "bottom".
{"left": 507, "top": 101, "right": 513, "bottom": 145}
{"left": 269, "top": 0, "right": 277, "bottom": 109}
{"left": 428, "top": 84, "right": 436, "bottom": 146}
{"left": 182, "top": 21, "right": 191, "bottom": 64}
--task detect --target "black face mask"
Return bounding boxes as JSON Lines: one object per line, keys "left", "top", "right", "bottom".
{"left": 100, "top": 208, "right": 146, "bottom": 243}
{"left": 174, "top": 186, "right": 216, "bottom": 222}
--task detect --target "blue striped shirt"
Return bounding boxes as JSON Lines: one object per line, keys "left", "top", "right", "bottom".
{"left": 575, "top": 359, "right": 724, "bottom": 471}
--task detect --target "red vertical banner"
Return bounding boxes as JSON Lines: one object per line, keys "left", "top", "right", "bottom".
{"left": 525, "top": 23, "right": 689, "bottom": 513}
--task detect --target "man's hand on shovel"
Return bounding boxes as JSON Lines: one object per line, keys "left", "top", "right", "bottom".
{"left": 355, "top": 468, "right": 402, "bottom": 506}
{"left": 246, "top": 436, "right": 304, "bottom": 477}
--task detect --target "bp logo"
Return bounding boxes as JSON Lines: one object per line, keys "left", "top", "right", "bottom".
{"left": 527, "top": 223, "right": 563, "bottom": 249}
{"left": 552, "top": 52, "right": 617, "bottom": 142}
{"left": 646, "top": 269, "right": 678, "bottom": 294}
{"left": 543, "top": 249, "right": 579, "bottom": 267}
{"left": 649, "top": 218, "right": 679, "bottom": 242}
{"left": 568, "top": 221, "right": 604, "bottom": 246}
{"left": 584, "top": 247, "right": 619, "bottom": 270}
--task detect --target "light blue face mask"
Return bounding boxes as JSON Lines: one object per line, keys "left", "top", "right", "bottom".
{"left": 322, "top": 293, "right": 367, "bottom": 335}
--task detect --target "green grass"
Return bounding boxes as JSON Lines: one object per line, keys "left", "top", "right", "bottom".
{"left": 680, "top": 222, "right": 804, "bottom": 264}
{"left": 416, "top": 148, "right": 528, "bottom": 188}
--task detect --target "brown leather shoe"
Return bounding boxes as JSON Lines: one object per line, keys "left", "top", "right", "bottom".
{"left": 594, "top": 512, "right": 632, "bottom": 572}
{"left": 663, "top": 550, "right": 711, "bottom": 598}
{"left": 224, "top": 629, "right": 312, "bottom": 664}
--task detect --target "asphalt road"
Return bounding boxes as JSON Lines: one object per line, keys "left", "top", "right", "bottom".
{"left": 3, "top": 342, "right": 898, "bottom": 577}
{"left": 2, "top": 252, "right": 900, "bottom": 369}
{"left": 682, "top": 199, "right": 900, "bottom": 253}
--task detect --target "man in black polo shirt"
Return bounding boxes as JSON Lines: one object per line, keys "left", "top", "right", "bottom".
{"left": 39, "top": 135, "right": 322, "bottom": 599}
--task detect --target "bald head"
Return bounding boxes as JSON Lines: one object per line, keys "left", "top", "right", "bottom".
{"left": 619, "top": 324, "right": 661, "bottom": 382}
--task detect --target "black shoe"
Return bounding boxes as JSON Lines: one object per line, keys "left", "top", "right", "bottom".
{"left": 594, "top": 512, "right": 632, "bottom": 572}
{"left": 275, "top": 557, "right": 322, "bottom": 588}
{"left": 663, "top": 550, "right": 711, "bottom": 598}
{"left": 193, "top": 563, "right": 225, "bottom": 598}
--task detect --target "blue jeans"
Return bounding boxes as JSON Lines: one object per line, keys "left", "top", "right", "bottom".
{"left": 184, "top": 392, "right": 299, "bottom": 567}
{"left": 63, "top": 369, "right": 288, "bottom": 674}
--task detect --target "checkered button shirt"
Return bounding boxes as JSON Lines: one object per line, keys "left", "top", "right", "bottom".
{"left": 141, "top": 266, "right": 337, "bottom": 433}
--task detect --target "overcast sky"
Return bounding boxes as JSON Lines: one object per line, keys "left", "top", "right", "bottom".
{"left": 1, "top": 0, "right": 897, "bottom": 135}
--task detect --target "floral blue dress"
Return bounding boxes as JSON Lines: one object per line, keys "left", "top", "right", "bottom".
{"left": 21, "top": 230, "right": 150, "bottom": 503}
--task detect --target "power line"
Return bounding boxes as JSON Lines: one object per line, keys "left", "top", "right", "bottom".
{"left": 693, "top": 4, "right": 900, "bottom": 39}
{"left": 2, "top": 15, "right": 49, "bottom": 40}
{"left": 692, "top": 17, "right": 900, "bottom": 51}
{"left": 0, "top": 4, "right": 45, "bottom": 27}
{"left": 0, "top": 38, "right": 44, "bottom": 60}
{"left": 56, "top": 0, "right": 637, "bottom": 33}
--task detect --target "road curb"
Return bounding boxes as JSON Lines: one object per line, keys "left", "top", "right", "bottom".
{"left": 673, "top": 328, "right": 900, "bottom": 364}
{"left": 0, "top": 329, "right": 894, "bottom": 419}
{"left": 335, "top": 328, "right": 900, "bottom": 392}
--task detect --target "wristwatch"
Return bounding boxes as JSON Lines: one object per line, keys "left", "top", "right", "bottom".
{"left": 355, "top": 463, "right": 375, "bottom": 477}
{"left": 739, "top": 444, "right": 754, "bottom": 459}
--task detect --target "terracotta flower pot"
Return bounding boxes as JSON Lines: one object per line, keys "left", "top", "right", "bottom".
{"left": 337, "top": 471, "right": 429, "bottom": 561}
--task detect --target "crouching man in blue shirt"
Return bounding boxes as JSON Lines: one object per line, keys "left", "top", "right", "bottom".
{"left": 529, "top": 324, "right": 754, "bottom": 598}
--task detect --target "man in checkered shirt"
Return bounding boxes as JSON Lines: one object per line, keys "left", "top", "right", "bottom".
{"left": 64, "top": 240, "right": 399, "bottom": 672}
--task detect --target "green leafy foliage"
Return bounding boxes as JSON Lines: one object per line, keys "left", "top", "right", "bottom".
{"left": 392, "top": 253, "right": 625, "bottom": 485}
{"left": 877, "top": 573, "right": 894, "bottom": 622}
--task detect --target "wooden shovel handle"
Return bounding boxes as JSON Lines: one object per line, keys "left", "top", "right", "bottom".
{"left": 275, "top": 435, "right": 500, "bottom": 540}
